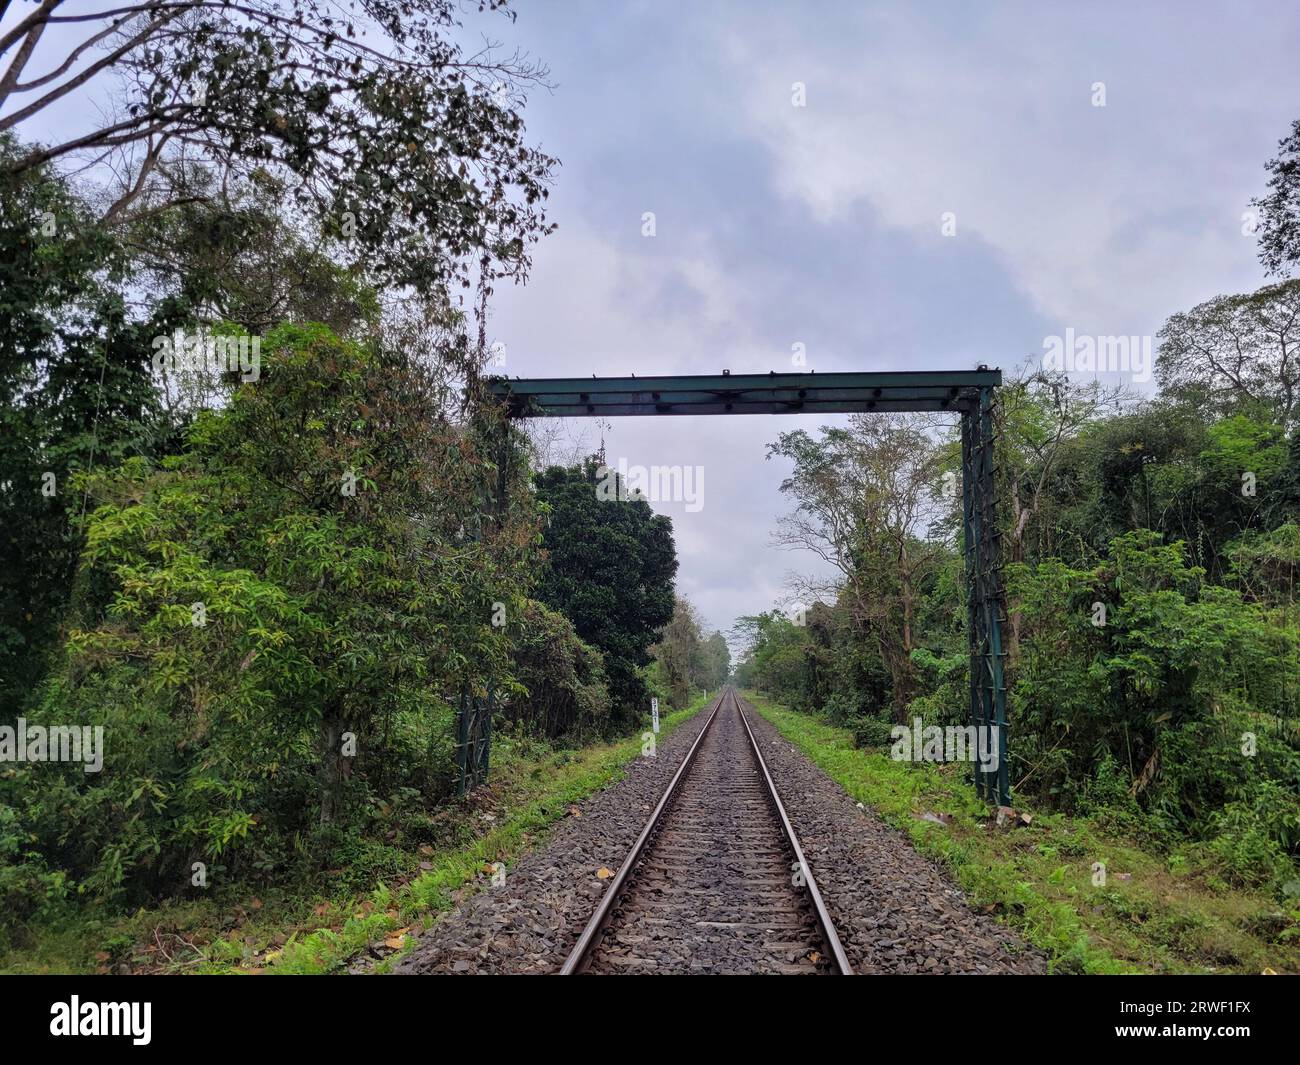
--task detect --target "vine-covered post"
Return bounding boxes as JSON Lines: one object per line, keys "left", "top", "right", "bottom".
{"left": 962, "top": 382, "right": 1009, "bottom": 807}
{"left": 455, "top": 686, "right": 493, "bottom": 796}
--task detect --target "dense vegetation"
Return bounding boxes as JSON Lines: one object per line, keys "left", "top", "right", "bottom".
{"left": 0, "top": 3, "right": 731, "bottom": 949}
{"left": 649, "top": 596, "right": 732, "bottom": 709}
{"left": 533, "top": 462, "right": 677, "bottom": 722}
{"left": 3, "top": 3, "right": 1297, "bottom": 971}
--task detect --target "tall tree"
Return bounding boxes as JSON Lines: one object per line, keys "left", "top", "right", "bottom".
{"left": 0, "top": 2, "right": 559, "bottom": 705}
{"left": 534, "top": 460, "right": 677, "bottom": 721}
{"left": 769, "top": 415, "right": 946, "bottom": 718}
{"left": 1156, "top": 280, "right": 1300, "bottom": 432}
{"left": 17, "top": 322, "right": 535, "bottom": 902}
{"left": 995, "top": 368, "right": 1125, "bottom": 660}
{"left": 0, "top": 0, "right": 556, "bottom": 299}
{"left": 655, "top": 596, "right": 702, "bottom": 709}
{"left": 699, "top": 630, "right": 731, "bottom": 690}
{"left": 1251, "top": 117, "right": 1300, "bottom": 279}
{"left": 0, "top": 143, "right": 167, "bottom": 710}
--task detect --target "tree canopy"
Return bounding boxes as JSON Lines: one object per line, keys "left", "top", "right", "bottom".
{"left": 534, "top": 460, "right": 677, "bottom": 722}
{"left": 0, "top": 0, "right": 557, "bottom": 298}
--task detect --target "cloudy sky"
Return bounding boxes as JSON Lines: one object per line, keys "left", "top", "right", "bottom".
{"left": 470, "top": 0, "right": 1300, "bottom": 637}
{"left": 10, "top": 1, "right": 1299, "bottom": 640}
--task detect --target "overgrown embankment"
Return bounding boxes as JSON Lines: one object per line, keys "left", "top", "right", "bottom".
{"left": 747, "top": 691, "right": 1297, "bottom": 975}
{"left": 0, "top": 695, "right": 711, "bottom": 975}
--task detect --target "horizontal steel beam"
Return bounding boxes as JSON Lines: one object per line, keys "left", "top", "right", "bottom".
{"left": 487, "top": 369, "right": 1001, "bottom": 417}
{"left": 504, "top": 399, "right": 968, "bottom": 416}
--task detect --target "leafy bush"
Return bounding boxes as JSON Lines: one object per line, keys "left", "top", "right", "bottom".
{"left": 0, "top": 324, "right": 536, "bottom": 916}
{"left": 853, "top": 716, "right": 898, "bottom": 749}
{"left": 821, "top": 692, "right": 861, "bottom": 726}
{"left": 501, "top": 600, "right": 611, "bottom": 740}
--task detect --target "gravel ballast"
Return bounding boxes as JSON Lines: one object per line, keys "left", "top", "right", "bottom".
{"left": 739, "top": 693, "right": 1045, "bottom": 974}
{"left": 395, "top": 690, "right": 1045, "bottom": 975}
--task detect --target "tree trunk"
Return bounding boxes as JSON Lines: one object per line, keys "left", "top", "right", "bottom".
{"left": 318, "top": 702, "right": 347, "bottom": 827}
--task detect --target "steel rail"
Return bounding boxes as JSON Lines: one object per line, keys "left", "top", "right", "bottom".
{"left": 559, "top": 687, "right": 852, "bottom": 975}
{"left": 558, "top": 691, "right": 726, "bottom": 975}
{"left": 735, "top": 692, "right": 854, "bottom": 975}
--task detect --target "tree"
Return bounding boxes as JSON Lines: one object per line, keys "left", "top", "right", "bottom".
{"left": 0, "top": 140, "right": 168, "bottom": 711}
{"left": 502, "top": 599, "right": 610, "bottom": 740}
{"left": 698, "top": 630, "right": 731, "bottom": 690}
{"left": 124, "top": 166, "right": 380, "bottom": 342}
{"left": 0, "top": 0, "right": 557, "bottom": 298}
{"left": 1251, "top": 117, "right": 1300, "bottom": 278}
{"left": 655, "top": 596, "right": 702, "bottom": 708}
{"left": 7, "top": 323, "right": 535, "bottom": 904}
{"left": 1039, "top": 403, "right": 1285, "bottom": 580}
{"left": 1, "top": 2, "right": 561, "bottom": 706}
{"left": 1270, "top": 425, "right": 1300, "bottom": 527}
{"left": 534, "top": 460, "right": 677, "bottom": 721}
{"left": 732, "top": 609, "right": 815, "bottom": 708}
{"left": 1009, "top": 532, "right": 1299, "bottom": 841}
{"left": 768, "top": 415, "right": 946, "bottom": 718}
{"left": 995, "top": 368, "right": 1125, "bottom": 660}
{"left": 0, "top": 141, "right": 392, "bottom": 708}
{"left": 649, "top": 597, "right": 728, "bottom": 707}
{"left": 1156, "top": 280, "right": 1300, "bottom": 432}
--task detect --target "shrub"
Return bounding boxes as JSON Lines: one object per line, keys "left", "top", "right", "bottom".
{"left": 501, "top": 600, "right": 611, "bottom": 741}
{"left": 853, "top": 716, "right": 898, "bottom": 749}
{"left": 0, "top": 324, "right": 535, "bottom": 913}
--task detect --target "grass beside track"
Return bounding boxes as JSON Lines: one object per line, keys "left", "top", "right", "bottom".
{"left": 1, "top": 693, "right": 713, "bottom": 975}
{"left": 744, "top": 690, "right": 1297, "bottom": 975}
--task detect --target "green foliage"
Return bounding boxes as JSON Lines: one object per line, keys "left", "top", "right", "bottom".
{"left": 766, "top": 417, "right": 946, "bottom": 715}
{"left": 3, "top": 2, "right": 557, "bottom": 301}
{"left": 534, "top": 461, "right": 677, "bottom": 722}
{"left": 654, "top": 596, "right": 701, "bottom": 708}
{"left": 0, "top": 144, "right": 385, "bottom": 710}
{"left": 649, "top": 596, "right": 728, "bottom": 709}
{"left": 1156, "top": 280, "right": 1300, "bottom": 431}
{"left": 700, "top": 632, "right": 732, "bottom": 690}
{"left": 501, "top": 599, "right": 611, "bottom": 740}
{"left": 734, "top": 610, "right": 815, "bottom": 708}
{"left": 748, "top": 374, "right": 1300, "bottom": 895}
{"left": 1011, "top": 529, "right": 1299, "bottom": 802}
{"left": 736, "top": 599, "right": 892, "bottom": 722}
{"left": 851, "top": 716, "right": 898, "bottom": 748}
{"left": 1225, "top": 522, "right": 1300, "bottom": 603}
{"left": 0, "top": 138, "right": 168, "bottom": 709}
{"left": 0, "top": 324, "right": 535, "bottom": 918}
{"left": 125, "top": 168, "right": 381, "bottom": 340}
{"left": 1251, "top": 118, "right": 1300, "bottom": 279}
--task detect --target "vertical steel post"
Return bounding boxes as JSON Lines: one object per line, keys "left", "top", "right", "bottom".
{"left": 454, "top": 415, "right": 512, "bottom": 798}
{"left": 977, "top": 387, "right": 1008, "bottom": 806}
{"left": 456, "top": 688, "right": 471, "bottom": 797}
{"left": 960, "top": 406, "right": 983, "bottom": 799}
{"left": 965, "top": 386, "right": 1009, "bottom": 807}
{"left": 480, "top": 686, "right": 494, "bottom": 783}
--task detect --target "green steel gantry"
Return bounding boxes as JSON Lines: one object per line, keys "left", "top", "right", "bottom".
{"left": 486, "top": 368, "right": 1011, "bottom": 807}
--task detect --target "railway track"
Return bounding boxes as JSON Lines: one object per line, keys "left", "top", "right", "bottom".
{"left": 560, "top": 687, "right": 852, "bottom": 975}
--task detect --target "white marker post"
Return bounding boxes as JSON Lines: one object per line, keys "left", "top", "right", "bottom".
{"left": 651, "top": 697, "right": 660, "bottom": 734}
